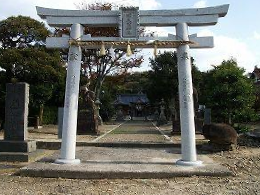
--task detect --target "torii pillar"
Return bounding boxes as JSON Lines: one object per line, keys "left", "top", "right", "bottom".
{"left": 55, "top": 23, "right": 83, "bottom": 164}
{"left": 175, "top": 23, "right": 202, "bottom": 166}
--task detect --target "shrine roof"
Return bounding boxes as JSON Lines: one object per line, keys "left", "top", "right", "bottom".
{"left": 114, "top": 94, "right": 149, "bottom": 105}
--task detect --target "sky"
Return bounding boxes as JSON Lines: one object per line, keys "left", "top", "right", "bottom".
{"left": 0, "top": 0, "right": 260, "bottom": 73}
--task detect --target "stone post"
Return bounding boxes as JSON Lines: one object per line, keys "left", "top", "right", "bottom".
{"left": 204, "top": 108, "right": 211, "bottom": 125}
{"left": 55, "top": 23, "right": 83, "bottom": 164}
{"left": 175, "top": 23, "right": 202, "bottom": 166}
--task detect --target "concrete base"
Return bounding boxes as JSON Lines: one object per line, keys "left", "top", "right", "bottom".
{"left": 0, "top": 140, "right": 36, "bottom": 152}
{"left": 55, "top": 158, "right": 81, "bottom": 164}
{"left": 176, "top": 159, "right": 203, "bottom": 166}
{"left": 20, "top": 146, "right": 232, "bottom": 179}
{"left": 171, "top": 131, "right": 202, "bottom": 135}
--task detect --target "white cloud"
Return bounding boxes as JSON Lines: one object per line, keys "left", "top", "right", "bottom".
{"left": 139, "top": 0, "right": 161, "bottom": 10}
{"left": 143, "top": 27, "right": 170, "bottom": 37}
{"left": 0, "top": 0, "right": 79, "bottom": 21}
{"left": 193, "top": 0, "right": 207, "bottom": 8}
{"left": 253, "top": 31, "right": 260, "bottom": 40}
{"left": 191, "top": 29, "right": 257, "bottom": 72}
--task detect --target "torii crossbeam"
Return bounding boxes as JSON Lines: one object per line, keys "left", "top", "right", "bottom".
{"left": 37, "top": 4, "right": 229, "bottom": 166}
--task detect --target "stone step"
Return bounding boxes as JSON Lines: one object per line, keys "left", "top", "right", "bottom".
{"left": 0, "top": 149, "right": 51, "bottom": 162}
{"left": 36, "top": 141, "right": 180, "bottom": 150}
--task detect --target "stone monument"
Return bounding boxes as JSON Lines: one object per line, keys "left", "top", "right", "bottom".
{"left": 204, "top": 108, "right": 212, "bottom": 125}
{"left": 116, "top": 106, "right": 125, "bottom": 121}
{"left": 0, "top": 83, "right": 37, "bottom": 162}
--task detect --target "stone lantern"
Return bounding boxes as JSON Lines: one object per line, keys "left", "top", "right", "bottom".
{"left": 95, "top": 98, "right": 102, "bottom": 125}
{"left": 157, "top": 99, "right": 168, "bottom": 126}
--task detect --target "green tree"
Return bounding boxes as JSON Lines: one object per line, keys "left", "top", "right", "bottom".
{"left": 148, "top": 52, "right": 179, "bottom": 104}
{"left": 0, "top": 48, "right": 65, "bottom": 124}
{"left": 201, "top": 59, "right": 256, "bottom": 124}
{"left": 0, "top": 16, "right": 65, "bottom": 125}
{"left": 0, "top": 15, "right": 49, "bottom": 48}
{"left": 147, "top": 51, "right": 202, "bottom": 118}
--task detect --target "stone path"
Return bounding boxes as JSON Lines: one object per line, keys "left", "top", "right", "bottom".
{"left": 97, "top": 120, "right": 171, "bottom": 144}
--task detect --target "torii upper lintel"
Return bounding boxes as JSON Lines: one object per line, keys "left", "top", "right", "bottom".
{"left": 36, "top": 4, "right": 229, "bottom": 27}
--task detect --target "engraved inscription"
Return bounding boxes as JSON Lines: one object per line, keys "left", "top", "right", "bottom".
{"left": 182, "top": 78, "right": 192, "bottom": 108}
{"left": 121, "top": 8, "right": 139, "bottom": 38}
{"left": 4, "top": 83, "right": 29, "bottom": 141}
{"left": 69, "top": 52, "right": 79, "bottom": 61}
{"left": 64, "top": 75, "right": 77, "bottom": 109}
{"left": 180, "top": 52, "right": 190, "bottom": 60}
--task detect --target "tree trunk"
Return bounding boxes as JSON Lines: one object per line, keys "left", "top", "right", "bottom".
{"left": 94, "top": 77, "right": 104, "bottom": 101}
{"left": 39, "top": 104, "right": 44, "bottom": 126}
{"left": 228, "top": 113, "right": 232, "bottom": 125}
{"left": 94, "top": 78, "right": 104, "bottom": 125}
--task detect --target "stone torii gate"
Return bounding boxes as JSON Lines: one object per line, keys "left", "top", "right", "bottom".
{"left": 36, "top": 4, "right": 229, "bottom": 165}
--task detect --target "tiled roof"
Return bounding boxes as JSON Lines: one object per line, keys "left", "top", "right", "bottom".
{"left": 114, "top": 94, "right": 149, "bottom": 105}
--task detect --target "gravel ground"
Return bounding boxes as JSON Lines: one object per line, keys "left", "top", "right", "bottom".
{"left": 1, "top": 122, "right": 260, "bottom": 194}
{"left": 0, "top": 140, "right": 260, "bottom": 195}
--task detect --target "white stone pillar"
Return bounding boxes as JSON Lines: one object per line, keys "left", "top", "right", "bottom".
{"left": 175, "top": 23, "right": 202, "bottom": 166}
{"left": 55, "top": 23, "right": 83, "bottom": 164}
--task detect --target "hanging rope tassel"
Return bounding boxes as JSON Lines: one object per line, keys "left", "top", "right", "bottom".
{"left": 100, "top": 42, "right": 106, "bottom": 56}
{"left": 126, "top": 43, "right": 132, "bottom": 57}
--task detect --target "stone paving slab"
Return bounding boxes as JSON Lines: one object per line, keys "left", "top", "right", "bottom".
{"left": 20, "top": 146, "right": 232, "bottom": 179}
{"left": 98, "top": 121, "right": 171, "bottom": 143}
